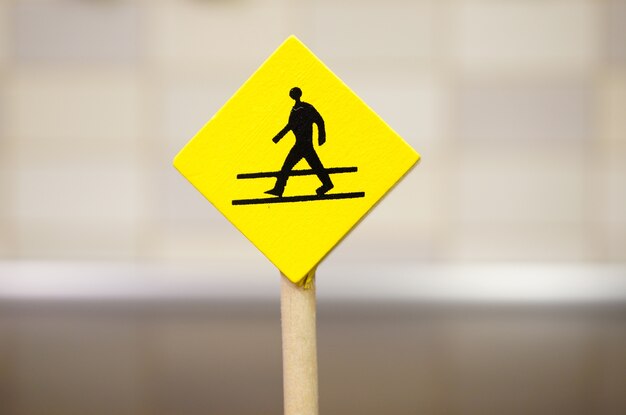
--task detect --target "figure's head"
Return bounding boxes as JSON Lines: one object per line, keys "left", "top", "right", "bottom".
{"left": 289, "top": 87, "right": 302, "bottom": 101}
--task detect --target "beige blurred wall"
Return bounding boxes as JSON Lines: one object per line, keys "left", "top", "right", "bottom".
{"left": 0, "top": 0, "right": 625, "bottom": 264}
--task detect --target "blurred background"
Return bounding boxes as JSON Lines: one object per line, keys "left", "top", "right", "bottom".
{"left": 0, "top": 0, "right": 625, "bottom": 414}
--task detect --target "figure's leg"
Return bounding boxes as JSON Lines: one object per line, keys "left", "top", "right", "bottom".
{"left": 265, "top": 146, "right": 303, "bottom": 197}
{"left": 303, "top": 149, "right": 334, "bottom": 195}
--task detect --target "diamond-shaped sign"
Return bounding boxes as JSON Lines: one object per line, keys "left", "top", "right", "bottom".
{"left": 174, "top": 36, "right": 420, "bottom": 284}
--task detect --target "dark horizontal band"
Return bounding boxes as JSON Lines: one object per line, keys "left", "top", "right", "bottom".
{"left": 232, "top": 191, "right": 365, "bottom": 206}
{"left": 237, "top": 166, "right": 358, "bottom": 179}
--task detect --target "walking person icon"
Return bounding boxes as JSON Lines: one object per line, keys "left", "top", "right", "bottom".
{"left": 265, "top": 87, "right": 334, "bottom": 197}
{"left": 231, "top": 87, "right": 365, "bottom": 206}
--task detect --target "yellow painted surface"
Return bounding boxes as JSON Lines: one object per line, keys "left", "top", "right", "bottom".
{"left": 174, "top": 36, "right": 420, "bottom": 284}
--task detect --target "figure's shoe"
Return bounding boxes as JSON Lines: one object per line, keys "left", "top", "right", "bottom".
{"left": 264, "top": 188, "right": 283, "bottom": 197}
{"left": 316, "top": 183, "right": 334, "bottom": 195}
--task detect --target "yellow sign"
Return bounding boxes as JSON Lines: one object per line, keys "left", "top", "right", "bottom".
{"left": 174, "top": 36, "right": 420, "bottom": 284}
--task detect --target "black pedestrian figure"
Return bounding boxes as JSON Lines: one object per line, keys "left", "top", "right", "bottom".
{"left": 265, "top": 87, "right": 334, "bottom": 197}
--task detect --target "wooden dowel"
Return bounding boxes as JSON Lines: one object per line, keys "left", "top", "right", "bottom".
{"left": 281, "top": 271, "right": 319, "bottom": 415}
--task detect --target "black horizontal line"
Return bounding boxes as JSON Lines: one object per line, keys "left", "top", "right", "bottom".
{"left": 237, "top": 167, "right": 358, "bottom": 179}
{"left": 232, "top": 191, "right": 365, "bottom": 206}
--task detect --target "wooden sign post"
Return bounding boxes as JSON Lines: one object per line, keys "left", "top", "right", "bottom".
{"left": 174, "top": 36, "right": 420, "bottom": 415}
{"left": 281, "top": 271, "right": 318, "bottom": 415}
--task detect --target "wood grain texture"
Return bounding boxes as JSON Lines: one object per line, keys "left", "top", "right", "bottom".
{"left": 281, "top": 272, "right": 318, "bottom": 415}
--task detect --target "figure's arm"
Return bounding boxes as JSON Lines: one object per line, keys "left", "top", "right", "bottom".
{"left": 272, "top": 123, "right": 290, "bottom": 143}
{"left": 314, "top": 109, "right": 326, "bottom": 145}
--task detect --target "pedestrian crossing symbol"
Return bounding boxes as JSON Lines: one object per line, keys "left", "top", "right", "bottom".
{"left": 173, "top": 36, "right": 420, "bottom": 284}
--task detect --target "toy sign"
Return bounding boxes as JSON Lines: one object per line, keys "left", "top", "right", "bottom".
{"left": 174, "top": 36, "right": 420, "bottom": 283}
